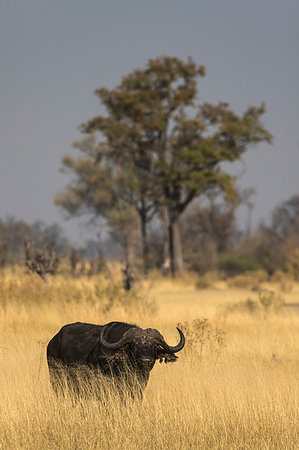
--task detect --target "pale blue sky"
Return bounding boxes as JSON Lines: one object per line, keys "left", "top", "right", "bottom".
{"left": 0, "top": 0, "right": 298, "bottom": 242}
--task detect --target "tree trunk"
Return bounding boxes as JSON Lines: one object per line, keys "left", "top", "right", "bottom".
{"left": 140, "top": 213, "right": 149, "bottom": 274}
{"left": 168, "top": 219, "right": 183, "bottom": 277}
{"left": 159, "top": 208, "right": 170, "bottom": 274}
{"left": 168, "top": 224, "right": 175, "bottom": 276}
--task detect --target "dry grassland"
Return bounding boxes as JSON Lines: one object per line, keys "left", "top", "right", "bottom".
{"left": 0, "top": 268, "right": 298, "bottom": 449}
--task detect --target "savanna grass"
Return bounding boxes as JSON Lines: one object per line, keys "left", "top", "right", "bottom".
{"left": 0, "top": 268, "right": 298, "bottom": 449}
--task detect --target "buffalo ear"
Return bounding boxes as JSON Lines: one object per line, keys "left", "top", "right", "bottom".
{"left": 158, "top": 353, "right": 178, "bottom": 364}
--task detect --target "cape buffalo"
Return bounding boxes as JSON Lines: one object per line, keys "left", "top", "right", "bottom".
{"left": 47, "top": 321, "right": 185, "bottom": 400}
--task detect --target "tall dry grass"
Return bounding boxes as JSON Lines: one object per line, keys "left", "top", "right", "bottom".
{"left": 0, "top": 268, "right": 298, "bottom": 449}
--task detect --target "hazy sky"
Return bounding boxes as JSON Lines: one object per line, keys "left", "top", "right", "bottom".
{"left": 1, "top": 0, "right": 298, "bottom": 243}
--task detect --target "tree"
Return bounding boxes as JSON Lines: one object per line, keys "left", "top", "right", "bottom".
{"left": 180, "top": 187, "right": 254, "bottom": 273}
{"left": 24, "top": 236, "right": 60, "bottom": 281}
{"left": 263, "top": 195, "right": 299, "bottom": 277}
{"left": 181, "top": 194, "right": 237, "bottom": 273}
{"left": 57, "top": 56, "right": 272, "bottom": 275}
{"left": 0, "top": 217, "right": 70, "bottom": 265}
{"left": 271, "top": 195, "right": 299, "bottom": 240}
{"left": 55, "top": 134, "right": 153, "bottom": 270}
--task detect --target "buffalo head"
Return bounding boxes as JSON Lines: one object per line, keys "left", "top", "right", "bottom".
{"left": 100, "top": 324, "right": 185, "bottom": 372}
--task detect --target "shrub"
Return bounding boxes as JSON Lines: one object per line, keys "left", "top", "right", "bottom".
{"left": 285, "top": 247, "right": 299, "bottom": 280}
{"left": 227, "top": 297, "right": 260, "bottom": 313}
{"left": 227, "top": 291, "right": 285, "bottom": 315}
{"left": 177, "top": 318, "right": 226, "bottom": 363}
{"left": 195, "top": 276, "right": 211, "bottom": 290}
{"left": 258, "top": 291, "right": 285, "bottom": 310}
{"left": 217, "top": 255, "right": 261, "bottom": 276}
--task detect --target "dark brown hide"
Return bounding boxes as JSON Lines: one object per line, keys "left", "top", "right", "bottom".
{"left": 47, "top": 321, "right": 185, "bottom": 400}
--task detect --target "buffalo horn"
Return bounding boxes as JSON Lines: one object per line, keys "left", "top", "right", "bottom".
{"left": 158, "top": 327, "right": 185, "bottom": 353}
{"left": 100, "top": 325, "right": 136, "bottom": 350}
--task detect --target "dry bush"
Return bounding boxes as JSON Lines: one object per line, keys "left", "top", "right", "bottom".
{"left": 195, "top": 272, "right": 218, "bottom": 290}
{"left": 258, "top": 290, "right": 285, "bottom": 310}
{"left": 226, "top": 270, "right": 268, "bottom": 289}
{"left": 177, "top": 318, "right": 226, "bottom": 364}
{"left": 272, "top": 269, "right": 287, "bottom": 282}
{"left": 227, "top": 274, "right": 254, "bottom": 289}
{"left": 195, "top": 277, "right": 211, "bottom": 290}
{"left": 226, "top": 297, "right": 259, "bottom": 314}
{"left": 228, "top": 291, "right": 286, "bottom": 315}
{"left": 279, "top": 281, "right": 293, "bottom": 293}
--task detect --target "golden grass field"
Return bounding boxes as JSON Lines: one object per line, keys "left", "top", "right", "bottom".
{"left": 0, "top": 268, "right": 298, "bottom": 449}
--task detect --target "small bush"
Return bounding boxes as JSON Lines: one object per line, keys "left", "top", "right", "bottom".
{"left": 279, "top": 282, "right": 293, "bottom": 293}
{"left": 226, "top": 270, "right": 268, "bottom": 289}
{"left": 227, "top": 274, "right": 254, "bottom": 289}
{"left": 258, "top": 291, "right": 285, "bottom": 310}
{"left": 244, "top": 297, "right": 260, "bottom": 312}
{"left": 195, "top": 276, "right": 210, "bottom": 290}
{"left": 177, "top": 318, "right": 226, "bottom": 363}
{"left": 217, "top": 255, "right": 261, "bottom": 276}
{"left": 228, "top": 291, "right": 286, "bottom": 315}
{"left": 227, "top": 297, "right": 260, "bottom": 313}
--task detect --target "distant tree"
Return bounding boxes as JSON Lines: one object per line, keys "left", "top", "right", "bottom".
{"left": 83, "top": 236, "right": 107, "bottom": 276}
{"left": 181, "top": 187, "right": 246, "bottom": 273}
{"left": 269, "top": 195, "right": 299, "bottom": 277}
{"left": 254, "top": 227, "right": 284, "bottom": 277}
{"left": 107, "top": 204, "right": 140, "bottom": 266}
{"left": 252, "top": 196, "right": 299, "bottom": 276}
{"left": 0, "top": 241, "right": 8, "bottom": 268}
{"left": 271, "top": 195, "right": 299, "bottom": 239}
{"left": 33, "top": 221, "right": 70, "bottom": 255}
{"left": 0, "top": 218, "right": 36, "bottom": 263}
{"left": 57, "top": 56, "right": 272, "bottom": 275}
{"left": 55, "top": 134, "right": 145, "bottom": 268}
{"left": 69, "top": 247, "right": 85, "bottom": 277}
{"left": 0, "top": 217, "right": 70, "bottom": 266}
{"left": 284, "top": 237, "right": 299, "bottom": 280}
{"left": 234, "top": 201, "right": 297, "bottom": 278}
{"left": 24, "top": 236, "right": 60, "bottom": 281}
